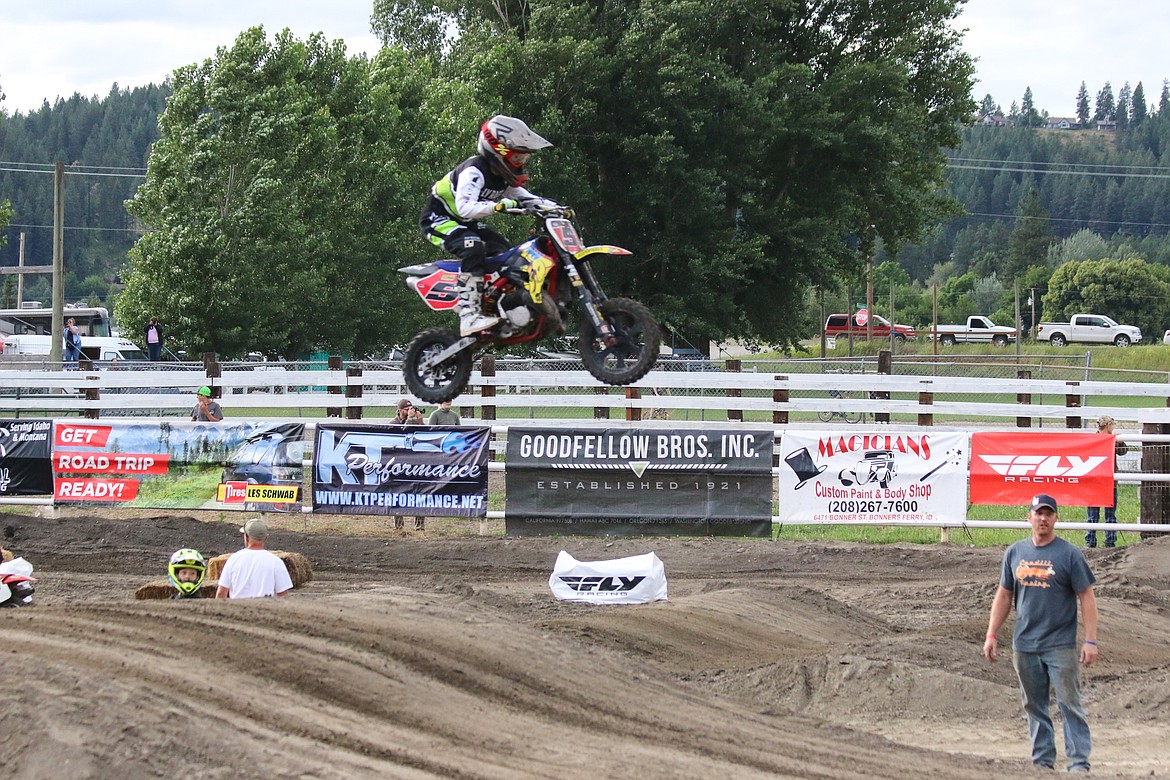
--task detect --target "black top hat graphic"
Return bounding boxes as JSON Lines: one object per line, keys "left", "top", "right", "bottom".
{"left": 785, "top": 447, "right": 827, "bottom": 489}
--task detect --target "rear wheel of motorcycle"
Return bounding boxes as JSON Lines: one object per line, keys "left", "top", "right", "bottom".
{"left": 403, "top": 327, "right": 473, "bottom": 403}
{"left": 578, "top": 298, "right": 661, "bottom": 386}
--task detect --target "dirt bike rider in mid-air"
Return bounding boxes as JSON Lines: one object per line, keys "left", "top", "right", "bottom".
{"left": 419, "top": 115, "right": 565, "bottom": 336}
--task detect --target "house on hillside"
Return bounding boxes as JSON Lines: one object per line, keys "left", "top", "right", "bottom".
{"left": 978, "top": 112, "right": 1008, "bottom": 127}
{"left": 1045, "top": 117, "right": 1079, "bottom": 130}
{"left": 1096, "top": 119, "right": 1118, "bottom": 131}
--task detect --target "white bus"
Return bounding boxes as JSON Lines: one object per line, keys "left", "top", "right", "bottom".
{"left": 0, "top": 304, "right": 114, "bottom": 338}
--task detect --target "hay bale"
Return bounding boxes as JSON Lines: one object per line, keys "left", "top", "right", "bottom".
{"left": 134, "top": 580, "right": 218, "bottom": 600}
{"left": 204, "top": 550, "right": 312, "bottom": 588}
{"left": 1, "top": 547, "right": 12, "bottom": 563}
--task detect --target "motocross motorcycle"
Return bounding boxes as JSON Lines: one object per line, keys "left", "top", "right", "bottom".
{"left": 399, "top": 205, "right": 661, "bottom": 402}
{"left": 0, "top": 557, "right": 36, "bottom": 608}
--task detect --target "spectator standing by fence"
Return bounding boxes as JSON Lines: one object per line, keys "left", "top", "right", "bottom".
{"left": 1086, "top": 415, "right": 1126, "bottom": 548}
{"left": 145, "top": 317, "right": 164, "bottom": 361}
{"left": 191, "top": 386, "right": 223, "bottom": 422}
{"left": 428, "top": 399, "right": 461, "bottom": 425}
{"left": 63, "top": 317, "right": 82, "bottom": 366}
{"left": 983, "top": 493, "right": 1098, "bottom": 773}
{"left": 390, "top": 399, "right": 427, "bottom": 530}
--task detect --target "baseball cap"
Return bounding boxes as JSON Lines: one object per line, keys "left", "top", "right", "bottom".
{"left": 1030, "top": 493, "right": 1058, "bottom": 512}
{"left": 241, "top": 518, "right": 269, "bottom": 540}
{"left": 1096, "top": 415, "right": 1116, "bottom": 429}
{"left": 197, "top": 386, "right": 212, "bottom": 397}
{"left": 397, "top": 398, "right": 414, "bottom": 409}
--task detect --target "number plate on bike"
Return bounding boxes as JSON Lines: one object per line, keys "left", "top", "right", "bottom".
{"left": 547, "top": 218, "right": 584, "bottom": 254}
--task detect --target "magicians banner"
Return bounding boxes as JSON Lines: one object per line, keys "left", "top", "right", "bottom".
{"left": 312, "top": 424, "right": 490, "bottom": 517}
{"left": 778, "top": 430, "right": 968, "bottom": 525}
{"left": 0, "top": 419, "right": 53, "bottom": 496}
{"left": 505, "top": 427, "right": 774, "bottom": 536}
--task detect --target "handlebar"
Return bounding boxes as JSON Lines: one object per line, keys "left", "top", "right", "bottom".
{"left": 501, "top": 204, "right": 573, "bottom": 219}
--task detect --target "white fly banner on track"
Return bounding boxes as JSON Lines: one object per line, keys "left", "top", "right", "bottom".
{"left": 779, "top": 431, "right": 968, "bottom": 524}
{"left": 548, "top": 550, "right": 668, "bottom": 604}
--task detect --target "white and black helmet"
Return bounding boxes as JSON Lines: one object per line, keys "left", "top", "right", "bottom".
{"left": 478, "top": 115, "right": 552, "bottom": 186}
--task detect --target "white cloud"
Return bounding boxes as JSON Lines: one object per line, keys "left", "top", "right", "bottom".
{"left": 1, "top": 2, "right": 381, "bottom": 113}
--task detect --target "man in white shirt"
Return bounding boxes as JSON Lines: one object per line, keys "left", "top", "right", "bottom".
{"left": 215, "top": 518, "right": 293, "bottom": 599}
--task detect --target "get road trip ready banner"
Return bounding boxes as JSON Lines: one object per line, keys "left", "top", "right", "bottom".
{"left": 52, "top": 420, "right": 305, "bottom": 510}
{"left": 505, "top": 427, "right": 774, "bottom": 536}
{"left": 779, "top": 430, "right": 969, "bottom": 524}
{"left": 313, "top": 423, "right": 489, "bottom": 517}
{"left": 970, "top": 431, "right": 1115, "bottom": 506}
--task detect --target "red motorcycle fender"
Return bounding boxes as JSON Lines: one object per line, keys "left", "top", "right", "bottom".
{"left": 573, "top": 244, "right": 633, "bottom": 259}
{"left": 411, "top": 269, "right": 460, "bottom": 311}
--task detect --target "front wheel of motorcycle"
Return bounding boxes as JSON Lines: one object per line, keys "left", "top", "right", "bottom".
{"left": 578, "top": 297, "right": 661, "bottom": 386}
{"left": 403, "top": 327, "right": 473, "bottom": 403}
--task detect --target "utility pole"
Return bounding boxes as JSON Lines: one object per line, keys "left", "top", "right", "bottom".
{"left": 17, "top": 232, "right": 25, "bottom": 305}
{"left": 51, "top": 161, "right": 65, "bottom": 365}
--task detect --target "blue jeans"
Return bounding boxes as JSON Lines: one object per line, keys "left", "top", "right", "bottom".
{"left": 1086, "top": 483, "right": 1117, "bottom": 547}
{"left": 1013, "top": 646, "right": 1091, "bottom": 771}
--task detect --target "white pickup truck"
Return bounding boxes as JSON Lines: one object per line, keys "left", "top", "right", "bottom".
{"left": 1035, "top": 314, "right": 1142, "bottom": 347}
{"left": 929, "top": 315, "right": 1018, "bottom": 346}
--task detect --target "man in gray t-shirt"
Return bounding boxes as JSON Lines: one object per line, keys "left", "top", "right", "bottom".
{"left": 983, "top": 493, "right": 1099, "bottom": 773}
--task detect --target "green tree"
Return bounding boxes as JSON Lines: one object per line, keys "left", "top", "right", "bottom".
{"left": 979, "top": 94, "right": 1000, "bottom": 116}
{"left": 1131, "top": 81, "right": 1148, "bottom": 125}
{"left": 121, "top": 29, "right": 472, "bottom": 359}
{"left": 1094, "top": 81, "right": 1115, "bottom": 121}
{"left": 407, "top": 0, "right": 976, "bottom": 348}
{"left": 1004, "top": 189, "right": 1053, "bottom": 282}
{"left": 1160, "top": 79, "right": 1170, "bottom": 115}
{"left": 1116, "top": 82, "right": 1131, "bottom": 129}
{"left": 1075, "top": 82, "right": 1090, "bottom": 126}
{"left": 1043, "top": 257, "right": 1170, "bottom": 337}
{"left": 1020, "top": 87, "right": 1042, "bottom": 127}
{"left": 1047, "top": 229, "right": 1109, "bottom": 266}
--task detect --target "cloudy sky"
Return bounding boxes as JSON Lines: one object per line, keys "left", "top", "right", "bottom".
{"left": 1, "top": 1, "right": 1166, "bottom": 118}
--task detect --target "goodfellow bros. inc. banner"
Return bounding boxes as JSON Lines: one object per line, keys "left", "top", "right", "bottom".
{"left": 970, "top": 431, "right": 1115, "bottom": 506}
{"left": 312, "top": 424, "right": 489, "bottom": 517}
{"left": 52, "top": 420, "right": 305, "bottom": 510}
{"left": 505, "top": 427, "right": 774, "bottom": 536}
{"left": 779, "top": 430, "right": 969, "bottom": 524}
{"left": 0, "top": 419, "right": 53, "bottom": 496}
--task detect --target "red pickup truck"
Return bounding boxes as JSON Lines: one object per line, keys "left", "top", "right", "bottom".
{"left": 824, "top": 313, "right": 917, "bottom": 344}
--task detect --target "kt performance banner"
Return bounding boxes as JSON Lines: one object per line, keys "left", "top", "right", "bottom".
{"left": 505, "top": 427, "right": 774, "bottom": 537}
{"left": 779, "top": 430, "right": 968, "bottom": 524}
{"left": 970, "top": 431, "right": 1114, "bottom": 506}
{"left": 0, "top": 419, "right": 53, "bottom": 496}
{"left": 53, "top": 420, "right": 305, "bottom": 510}
{"left": 312, "top": 424, "right": 489, "bottom": 517}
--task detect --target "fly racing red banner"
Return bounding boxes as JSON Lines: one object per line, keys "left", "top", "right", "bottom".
{"left": 970, "top": 432, "right": 1115, "bottom": 506}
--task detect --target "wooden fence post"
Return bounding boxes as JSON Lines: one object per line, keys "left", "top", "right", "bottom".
{"left": 202, "top": 352, "right": 221, "bottom": 400}
{"left": 875, "top": 350, "right": 891, "bottom": 424}
{"left": 625, "top": 386, "right": 640, "bottom": 422}
{"left": 1016, "top": 369, "right": 1032, "bottom": 428}
{"left": 594, "top": 385, "right": 610, "bottom": 419}
{"left": 1140, "top": 421, "right": 1170, "bottom": 538}
{"left": 327, "top": 355, "right": 343, "bottom": 418}
{"left": 345, "top": 366, "right": 363, "bottom": 420}
{"left": 773, "top": 375, "right": 788, "bottom": 426}
{"left": 1065, "top": 381, "right": 1082, "bottom": 429}
{"left": 917, "top": 380, "right": 933, "bottom": 427}
{"left": 480, "top": 355, "right": 496, "bottom": 421}
{"left": 80, "top": 357, "right": 100, "bottom": 419}
{"left": 725, "top": 359, "right": 742, "bottom": 421}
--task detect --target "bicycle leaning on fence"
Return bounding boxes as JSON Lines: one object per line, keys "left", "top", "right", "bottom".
{"left": 818, "top": 388, "right": 863, "bottom": 424}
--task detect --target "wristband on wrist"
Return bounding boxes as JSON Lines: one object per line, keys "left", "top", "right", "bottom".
{"left": 986, "top": 634, "right": 997, "bottom": 639}
{"left": 1084, "top": 640, "right": 1097, "bottom": 645}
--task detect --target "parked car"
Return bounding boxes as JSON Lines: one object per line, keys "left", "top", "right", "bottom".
{"left": 928, "top": 316, "right": 1017, "bottom": 346}
{"left": 221, "top": 424, "right": 306, "bottom": 510}
{"left": 1035, "top": 314, "right": 1142, "bottom": 347}
{"left": 825, "top": 313, "right": 917, "bottom": 344}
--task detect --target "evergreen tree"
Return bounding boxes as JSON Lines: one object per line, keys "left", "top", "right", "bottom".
{"left": 1094, "top": 81, "right": 1115, "bottom": 121}
{"left": 1004, "top": 189, "right": 1053, "bottom": 282}
{"left": 979, "top": 94, "right": 1000, "bottom": 116}
{"left": 1159, "top": 79, "right": 1169, "bottom": 116}
{"left": 1116, "top": 82, "right": 1131, "bottom": 128}
{"left": 1131, "top": 81, "right": 1148, "bottom": 125}
{"left": 1075, "top": 82, "right": 1090, "bottom": 126}
{"left": 1020, "top": 87, "right": 1041, "bottom": 127}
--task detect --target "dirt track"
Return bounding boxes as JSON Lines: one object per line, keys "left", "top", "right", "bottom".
{"left": 2, "top": 511, "right": 1168, "bottom": 779}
